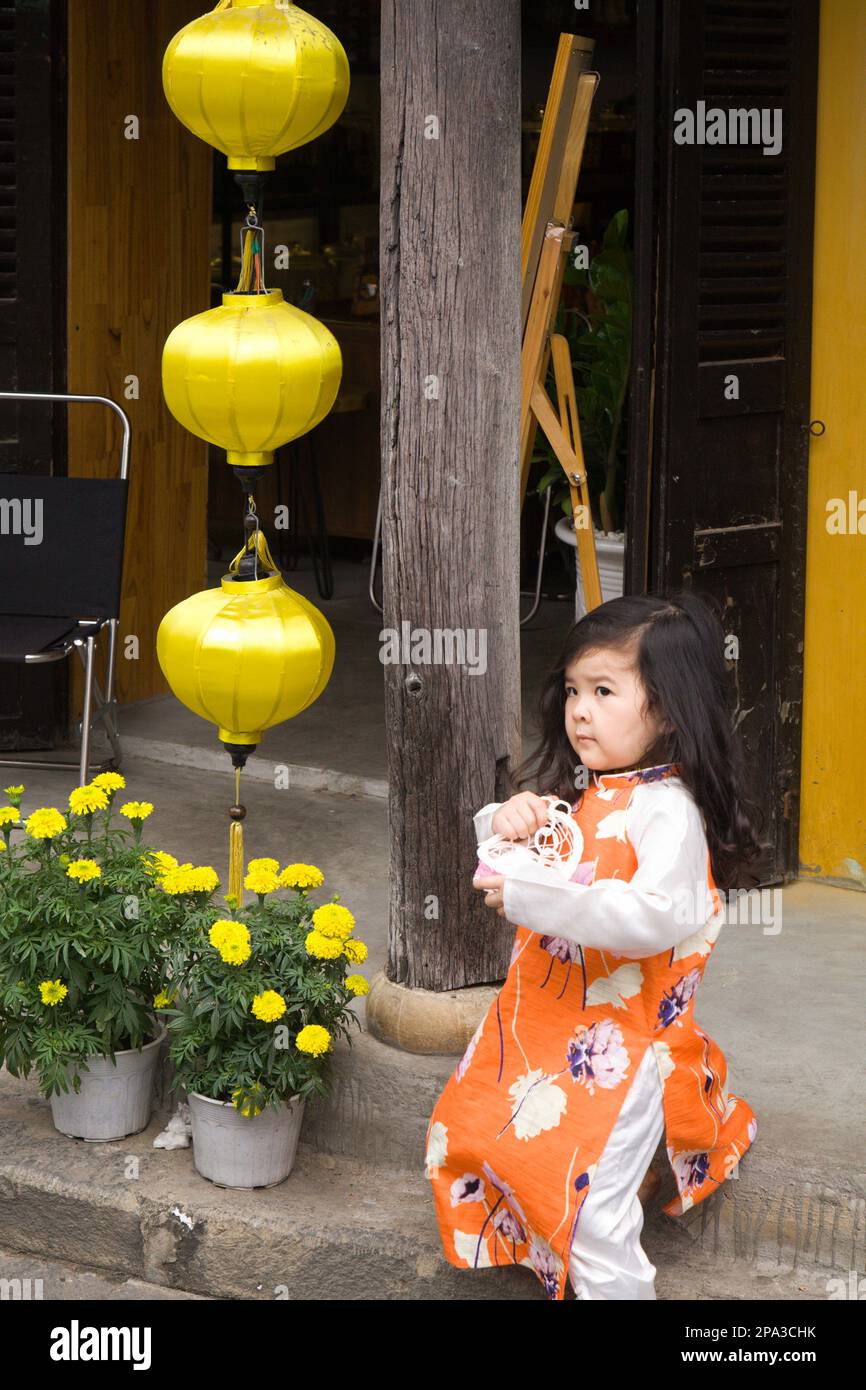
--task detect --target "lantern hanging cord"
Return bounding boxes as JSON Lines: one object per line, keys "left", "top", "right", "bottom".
{"left": 228, "top": 494, "right": 280, "bottom": 581}
{"left": 248, "top": 494, "right": 259, "bottom": 581}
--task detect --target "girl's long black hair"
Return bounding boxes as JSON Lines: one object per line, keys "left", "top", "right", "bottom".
{"left": 507, "top": 591, "right": 765, "bottom": 892}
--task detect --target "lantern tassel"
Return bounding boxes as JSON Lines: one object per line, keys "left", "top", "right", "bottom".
{"left": 230, "top": 524, "right": 280, "bottom": 577}
{"left": 228, "top": 820, "right": 244, "bottom": 903}
{"left": 228, "top": 767, "right": 246, "bottom": 905}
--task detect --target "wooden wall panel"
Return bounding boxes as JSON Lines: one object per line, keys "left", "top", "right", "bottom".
{"left": 67, "top": 0, "right": 210, "bottom": 705}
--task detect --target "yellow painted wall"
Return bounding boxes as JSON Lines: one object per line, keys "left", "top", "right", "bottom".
{"left": 799, "top": 0, "right": 866, "bottom": 886}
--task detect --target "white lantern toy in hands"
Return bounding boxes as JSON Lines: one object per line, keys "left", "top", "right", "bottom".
{"left": 475, "top": 796, "right": 584, "bottom": 882}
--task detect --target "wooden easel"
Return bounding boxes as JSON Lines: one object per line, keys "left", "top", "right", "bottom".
{"left": 520, "top": 37, "right": 602, "bottom": 615}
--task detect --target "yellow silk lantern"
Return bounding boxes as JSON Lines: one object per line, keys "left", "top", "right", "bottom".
{"left": 161, "top": 289, "right": 342, "bottom": 468}
{"left": 157, "top": 569, "right": 335, "bottom": 750}
{"left": 162, "top": 0, "right": 350, "bottom": 171}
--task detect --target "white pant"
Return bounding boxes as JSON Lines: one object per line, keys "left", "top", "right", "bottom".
{"left": 568, "top": 1043, "right": 666, "bottom": 1300}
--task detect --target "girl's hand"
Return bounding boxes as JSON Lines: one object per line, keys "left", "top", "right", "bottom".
{"left": 472, "top": 872, "right": 506, "bottom": 916}
{"left": 491, "top": 791, "right": 550, "bottom": 842}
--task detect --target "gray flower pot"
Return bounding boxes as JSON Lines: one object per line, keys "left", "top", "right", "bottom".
{"left": 49, "top": 1028, "right": 166, "bottom": 1142}
{"left": 188, "top": 1091, "right": 306, "bottom": 1189}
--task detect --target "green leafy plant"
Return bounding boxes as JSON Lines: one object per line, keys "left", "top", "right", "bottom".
{"left": 0, "top": 776, "right": 191, "bottom": 1097}
{"left": 163, "top": 862, "right": 366, "bottom": 1118}
{"left": 0, "top": 781, "right": 367, "bottom": 1118}
{"left": 535, "top": 208, "right": 633, "bottom": 534}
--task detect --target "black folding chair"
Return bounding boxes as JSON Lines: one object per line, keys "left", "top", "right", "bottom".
{"left": 0, "top": 392, "right": 130, "bottom": 784}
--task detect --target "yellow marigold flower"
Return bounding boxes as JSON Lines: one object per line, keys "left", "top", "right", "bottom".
{"left": 119, "top": 800, "right": 154, "bottom": 822}
{"left": 343, "top": 937, "right": 368, "bottom": 964}
{"left": 159, "top": 865, "right": 196, "bottom": 894}
{"left": 345, "top": 973, "right": 369, "bottom": 996}
{"left": 4, "top": 784, "right": 24, "bottom": 806}
{"left": 187, "top": 866, "right": 218, "bottom": 892}
{"left": 68, "top": 783, "right": 109, "bottom": 815}
{"left": 304, "top": 929, "right": 343, "bottom": 961}
{"left": 142, "top": 850, "right": 178, "bottom": 877}
{"left": 209, "top": 920, "right": 250, "bottom": 965}
{"left": 24, "top": 807, "right": 67, "bottom": 840}
{"left": 231, "top": 1085, "right": 265, "bottom": 1117}
{"left": 0, "top": 807, "right": 19, "bottom": 828}
{"left": 153, "top": 990, "right": 174, "bottom": 1009}
{"left": 295, "top": 1023, "right": 331, "bottom": 1057}
{"left": 39, "top": 979, "right": 68, "bottom": 1006}
{"left": 279, "top": 863, "right": 325, "bottom": 890}
{"left": 311, "top": 903, "right": 355, "bottom": 939}
{"left": 219, "top": 937, "right": 251, "bottom": 966}
{"left": 66, "top": 858, "right": 102, "bottom": 884}
{"left": 251, "top": 990, "right": 287, "bottom": 1023}
{"left": 162, "top": 864, "right": 216, "bottom": 894}
{"left": 91, "top": 771, "right": 126, "bottom": 794}
{"left": 246, "top": 857, "right": 280, "bottom": 875}
{"left": 0, "top": 841, "right": 5, "bottom": 852}
{"left": 208, "top": 919, "right": 235, "bottom": 949}
{"left": 244, "top": 867, "right": 280, "bottom": 895}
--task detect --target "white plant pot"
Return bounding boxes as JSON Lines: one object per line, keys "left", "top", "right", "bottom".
{"left": 188, "top": 1091, "right": 306, "bottom": 1189}
{"left": 49, "top": 1028, "right": 166, "bottom": 1142}
{"left": 554, "top": 517, "right": 625, "bottom": 619}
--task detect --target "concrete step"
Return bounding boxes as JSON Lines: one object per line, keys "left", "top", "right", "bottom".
{"left": 0, "top": 1248, "right": 210, "bottom": 1300}
{"left": 0, "top": 1067, "right": 854, "bottom": 1301}
{"left": 0, "top": 1070, "right": 525, "bottom": 1299}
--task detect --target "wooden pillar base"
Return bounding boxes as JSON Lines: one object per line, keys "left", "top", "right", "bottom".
{"left": 365, "top": 970, "right": 501, "bottom": 1055}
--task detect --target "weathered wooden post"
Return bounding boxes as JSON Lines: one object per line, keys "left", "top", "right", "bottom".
{"left": 367, "top": 0, "right": 523, "bottom": 1052}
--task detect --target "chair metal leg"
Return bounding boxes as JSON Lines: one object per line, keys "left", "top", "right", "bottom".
{"left": 89, "top": 670, "right": 122, "bottom": 767}
{"left": 305, "top": 438, "right": 334, "bottom": 600}
{"left": 519, "top": 484, "right": 552, "bottom": 628}
{"left": 275, "top": 450, "right": 290, "bottom": 572}
{"left": 281, "top": 438, "right": 333, "bottom": 599}
{"left": 0, "top": 629, "right": 119, "bottom": 777}
{"left": 105, "top": 617, "right": 118, "bottom": 707}
{"left": 369, "top": 484, "right": 383, "bottom": 614}
{"left": 369, "top": 483, "right": 551, "bottom": 625}
{"left": 281, "top": 442, "right": 302, "bottom": 573}
{"left": 79, "top": 635, "right": 96, "bottom": 785}
{"left": 101, "top": 616, "right": 122, "bottom": 767}
{"left": 104, "top": 701, "right": 122, "bottom": 767}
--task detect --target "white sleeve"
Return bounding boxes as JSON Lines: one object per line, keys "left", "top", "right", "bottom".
{"left": 473, "top": 802, "right": 502, "bottom": 847}
{"left": 499, "top": 781, "right": 715, "bottom": 957}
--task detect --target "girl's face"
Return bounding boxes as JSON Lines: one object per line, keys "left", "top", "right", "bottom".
{"left": 563, "top": 644, "right": 670, "bottom": 773}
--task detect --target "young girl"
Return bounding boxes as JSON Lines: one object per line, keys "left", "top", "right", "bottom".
{"left": 424, "top": 592, "right": 763, "bottom": 1301}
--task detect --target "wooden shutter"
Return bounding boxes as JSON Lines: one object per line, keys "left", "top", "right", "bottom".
{"left": 645, "top": 0, "right": 819, "bottom": 884}
{"left": 0, "top": 0, "right": 67, "bottom": 748}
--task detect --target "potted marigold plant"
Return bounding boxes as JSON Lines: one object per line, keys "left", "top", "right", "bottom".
{"left": 163, "top": 857, "right": 367, "bottom": 1189}
{"left": 0, "top": 776, "right": 213, "bottom": 1141}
